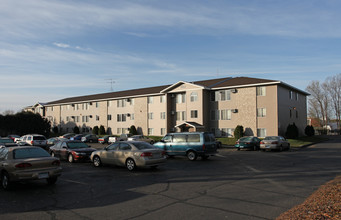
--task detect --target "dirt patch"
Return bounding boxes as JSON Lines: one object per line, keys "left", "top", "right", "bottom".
{"left": 277, "top": 176, "right": 341, "bottom": 220}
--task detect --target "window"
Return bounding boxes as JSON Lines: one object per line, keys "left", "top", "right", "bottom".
{"left": 117, "top": 99, "right": 126, "bottom": 108}
{"left": 75, "top": 116, "right": 80, "bottom": 122}
{"left": 191, "top": 110, "right": 198, "bottom": 118}
{"left": 108, "top": 101, "right": 112, "bottom": 107}
{"left": 130, "top": 113, "right": 135, "bottom": 120}
{"left": 82, "top": 116, "right": 89, "bottom": 122}
{"left": 96, "top": 115, "right": 100, "bottom": 121}
{"left": 257, "top": 128, "right": 267, "bottom": 138}
{"left": 190, "top": 92, "right": 198, "bottom": 102}
{"left": 148, "top": 112, "right": 154, "bottom": 120}
{"left": 257, "top": 87, "right": 266, "bottom": 96}
{"left": 66, "top": 116, "right": 70, "bottom": 122}
{"left": 221, "top": 109, "right": 232, "bottom": 120}
{"left": 221, "top": 128, "right": 234, "bottom": 137}
{"left": 160, "top": 96, "right": 166, "bottom": 103}
{"left": 107, "top": 115, "right": 112, "bottom": 121}
{"left": 289, "top": 91, "right": 293, "bottom": 99}
{"left": 160, "top": 112, "right": 166, "bottom": 119}
{"left": 176, "top": 93, "right": 186, "bottom": 103}
{"left": 129, "top": 98, "right": 134, "bottom": 105}
{"left": 117, "top": 128, "right": 121, "bottom": 134}
{"left": 96, "top": 102, "right": 99, "bottom": 108}
{"left": 176, "top": 111, "right": 186, "bottom": 121}
{"left": 187, "top": 134, "right": 200, "bottom": 142}
{"left": 173, "top": 134, "right": 187, "bottom": 142}
{"left": 148, "top": 128, "right": 154, "bottom": 135}
{"left": 161, "top": 128, "right": 166, "bottom": 136}
{"left": 257, "top": 108, "right": 266, "bottom": 117}
{"left": 117, "top": 114, "right": 127, "bottom": 122}
{"left": 296, "top": 93, "right": 299, "bottom": 101}
{"left": 148, "top": 97, "right": 153, "bottom": 104}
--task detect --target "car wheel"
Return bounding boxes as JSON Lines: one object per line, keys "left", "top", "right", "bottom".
{"left": 68, "top": 154, "right": 74, "bottom": 163}
{"left": 237, "top": 147, "right": 240, "bottom": 151}
{"left": 93, "top": 156, "right": 102, "bottom": 167}
{"left": 126, "top": 158, "right": 136, "bottom": 171}
{"left": 187, "top": 151, "right": 197, "bottom": 161}
{"left": 1, "top": 172, "right": 11, "bottom": 190}
{"left": 47, "top": 177, "right": 58, "bottom": 185}
{"left": 150, "top": 140, "right": 154, "bottom": 145}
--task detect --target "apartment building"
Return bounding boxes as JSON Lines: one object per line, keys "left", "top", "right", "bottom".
{"left": 25, "top": 77, "right": 309, "bottom": 137}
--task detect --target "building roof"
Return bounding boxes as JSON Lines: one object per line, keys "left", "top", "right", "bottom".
{"left": 45, "top": 76, "right": 308, "bottom": 106}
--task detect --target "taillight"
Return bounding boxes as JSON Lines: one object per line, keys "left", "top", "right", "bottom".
{"left": 260, "top": 141, "right": 264, "bottom": 144}
{"left": 140, "top": 152, "right": 153, "bottom": 157}
{"left": 52, "top": 160, "right": 60, "bottom": 166}
{"left": 203, "top": 144, "right": 205, "bottom": 150}
{"left": 15, "top": 163, "right": 32, "bottom": 168}
{"left": 246, "top": 142, "right": 251, "bottom": 144}
{"left": 161, "top": 151, "right": 166, "bottom": 156}
{"left": 31, "top": 141, "right": 34, "bottom": 145}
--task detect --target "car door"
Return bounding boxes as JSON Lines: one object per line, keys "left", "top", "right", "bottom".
{"left": 116, "top": 143, "right": 132, "bottom": 166}
{"left": 171, "top": 134, "right": 187, "bottom": 156}
{"left": 101, "top": 142, "right": 119, "bottom": 164}
{"left": 60, "top": 142, "right": 69, "bottom": 160}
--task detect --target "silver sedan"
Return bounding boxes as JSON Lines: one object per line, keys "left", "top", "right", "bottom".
{"left": 260, "top": 136, "right": 290, "bottom": 151}
{"left": 0, "top": 146, "right": 62, "bottom": 190}
{"left": 90, "top": 141, "right": 166, "bottom": 171}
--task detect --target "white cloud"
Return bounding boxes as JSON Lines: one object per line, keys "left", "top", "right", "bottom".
{"left": 1, "top": 0, "right": 341, "bottom": 39}
{"left": 53, "top": 42, "right": 70, "bottom": 48}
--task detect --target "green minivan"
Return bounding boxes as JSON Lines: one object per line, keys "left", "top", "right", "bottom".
{"left": 153, "top": 132, "right": 218, "bottom": 161}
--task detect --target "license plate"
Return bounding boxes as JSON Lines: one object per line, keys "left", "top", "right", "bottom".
{"left": 38, "top": 172, "right": 49, "bottom": 179}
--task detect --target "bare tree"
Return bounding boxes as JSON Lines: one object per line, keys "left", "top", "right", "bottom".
{"left": 324, "top": 74, "right": 341, "bottom": 129}
{"left": 306, "top": 80, "right": 329, "bottom": 127}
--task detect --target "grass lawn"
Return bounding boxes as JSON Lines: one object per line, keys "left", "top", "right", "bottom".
{"left": 217, "top": 136, "right": 329, "bottom": 148}
{"left": 288, "top": 136, "right": 329, "bottom": 148}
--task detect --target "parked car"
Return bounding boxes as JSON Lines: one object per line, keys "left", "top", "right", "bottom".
{"left": 59, "top": 133, "right": 76, "bottom": 139}
{"left": 153, "top": 132, "right": 218, "bottom": 161}
{"left": 98, "top": 135, "right": 114, "bottom": 144}
{"left": 70, "top": 134, "right": 85, "bottom": 141}
{"left": 108, "top": 134, "right": 132, "bottom": 144}
{"left": 0, "top": 138, "right": 17, "bottom": 147}
{"left": 0, "top": 146, "right": 62, "bottom": 190}
{"left": 235, "top": 136, "right": 261, "bottom": 151}
{"left": 91, "top": 141, "right": 166, "bottom": 171}
{"left": 49, "top": 140, "right": 96, "bottom": 163}
{"left": 7, "top": 135, "right": 20, "bottom": 141}
{"left": 20, "top": 134, "right": 48, "bottom": 149}
{"left": 127, "top": 135, "right": 155, "bottom": 144}
{"left": 260, "top": 136, "right": 290, "bottom": 151}
{"left": 47, "top": 137, "right": 68, "bottom": 146}
{"left": 81, "top": 134, "right": 99, "bottom": 143}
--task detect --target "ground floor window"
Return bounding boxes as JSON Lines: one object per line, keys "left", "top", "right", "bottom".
{"left": 148, "top": 128, "right": 154, "bottom": 135}
{"left": 257, "top": 128, "right": 267, "bottom": 138}
{"left": 161, "top": 128, "right": 166, "bottom": 136}
{"left": 212, "top": 128, "right": 234, "bottom": 137}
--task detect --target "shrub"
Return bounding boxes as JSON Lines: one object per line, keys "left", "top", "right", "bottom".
{"left": 73, "top": 126, "right": 80, "bottom": 134}
{"left": 129, "top": 125, "right": 138, "bottom": 135}
{"left": 285, "top": 123, "right": 299, "bottom": 139}
{"left": 92, "top": 126, "right": 99, "bottom": 135}
{"left": 99, "top": 125, "right": 106, "bottom": 135}
{"left": 52, "top": 126, "right": 59, "bottom": 134}
{"left": 234, "top": 125, "right": 244, "bottom": 140}
{"left": 305, "top": 125, "right": 315, "bottom": 136}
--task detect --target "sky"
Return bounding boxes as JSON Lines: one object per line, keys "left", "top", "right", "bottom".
{"left": 1, "top": 0, "right": 341, "bottom": 113}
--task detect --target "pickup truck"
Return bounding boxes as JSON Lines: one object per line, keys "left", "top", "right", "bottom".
{"left": 108, "top": 134, "right": 132, "bottom": 144}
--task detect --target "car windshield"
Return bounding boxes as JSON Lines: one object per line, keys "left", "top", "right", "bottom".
{"left": 133, "top": 142, "right": 154, "bottom": 150}
{"left": 0, "top": 139, "right": 14, "bottom": 143}
{"left": 240, "top": 137, "right": 253, "bottom": 142}
{"left": 67, "top": 142, "right": 89, "bottom": 149}
{"left": 264, "top": 136, "right": 279, "bottom": 141}
{"left": 13, "top": 148, "right": 50, "bottom": 159}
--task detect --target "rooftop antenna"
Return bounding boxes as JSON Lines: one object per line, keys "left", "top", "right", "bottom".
{"left": 106, "top": 79, "right": 115, "bottom": 91}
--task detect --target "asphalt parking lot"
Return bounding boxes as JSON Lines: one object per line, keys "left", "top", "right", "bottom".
{"left": 1, "top": 137, "right": 341, "bottom": 220}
